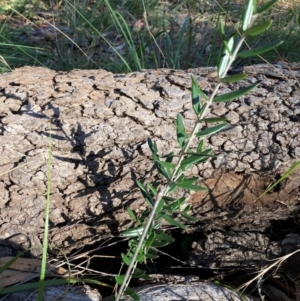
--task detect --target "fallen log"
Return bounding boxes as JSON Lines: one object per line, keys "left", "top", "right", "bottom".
{"left": 0, "top": 64, "right": 299, "bottom": 257}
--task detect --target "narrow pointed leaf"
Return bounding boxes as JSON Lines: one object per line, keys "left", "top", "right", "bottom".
{"left": 145, "top": 232, "right": 156, "bottom": 249}
{"left": 242, "top": 0, "right": 254, "bottom": 30}
{"left": 154, "top": 231, "right": 175, "bottom": 243}
{"left": 155, "top": 199, "right": 165, "bottom": 213}
{"left": 221, "top": 73, "right": 248, "bottom": 83}
{"left": 136, "top": 179, "right": 154, "bottom": 206}
{"left": 176, "top": 113, "right": 187, "bottom": 148}
{"left": 167, "top": 183, "right": 179, "bottom": 194}
{"left": 180, "top": 155, "right": 206, "bottom": 171}
{"left": 121, "top": 226, "right": 144, "bottom": 237}
{"left": 180, "top": 153, "right": 211, "bottom": 170}
{"left": 132, "top": 268, "right": 146, "bottom": 278}
{"left": 136, "top": 253, "right": 145, "bottom": 263}
{"left": 191, "top": 75, "right": 207, "bottom": 115}
{"left": 186, "top": 149, "right": 213, "bottom": 156}
{"left": 146, "top": 252, "right": 159, "bottom": 259}
{"left": 176, "top": 182, "right": 207, "bottom": 191}
{"left": 199, "top": 117, "right": 229, "bottom": 123}
{"left": 151, "top": 240, "right": 170, "bottom": 248}
{"left": 162, "top": 213, "right": 187, "bottom": 229}
{"left": 162, "top": 196, "right": 177, "bottom": 202}
{"left": 196, "top": 123, "right": 227, "bottom": 137}
{"left": 198, "top": 103, "right": 207, "bottom": 116}
{"left": 115, "top": 275, "right": 125, "bottom": 285}
{"left": 197, "top": 140, "right": 204, "bottom": 152}
{"left": 214, "top": 83, "right": 258, "bottom": 102}
{"left": 127, "top": 208, "right": 137, "bottom": 221}
{"left": 238, "top": 41, "right": 283, "bottom": 58}
{"left": 164, "top": 151, "right": 174, "bottom": 163}
{"left": 183, "top": 204, "right": 191, "bottom": 212}
{"left": 180, "top": 212, "right": 198, "bottom": 222}
{"left": 124, "top": 287, "right": 140, "bottom": 301}
{"left": 191, "top": 75, "right": 207, "bottom": 100}
{"left": 218, "top": 36, "right": 235, "bottom": 78}
{"left": 159, "top": 160, "right": 176, "bottom": 169}
{"left": 155, "top": 161, "right": 170, "bottom": 180}
{"left": 121, "top": 253, "right": 131, "bottom": 266}
{"left": 147, "top": 183, "right": 157, "bottom": 195}
{"left": 243, "top": 20, "right": 272, "bottom": 36}
{"left": 257, "top": 0, "right": 279, "bottom": 14}
{"left": 179, "top": 177, "right": 199, "bottom": 184}
{"left": 148, "top": 137, "right": 158, "bottom": 154}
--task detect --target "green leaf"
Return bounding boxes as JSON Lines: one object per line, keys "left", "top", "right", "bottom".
{"left": 214, "top": 83, "right": 258, "bottom": 102}
{"left": 196, "top": 123, "right": 227, "bottom": 137}
{"left": 136, "top": 179, "right": 154, "bottom": 206}
{"left": 197, "top": 140, "right": 204, "bottom": 152}
{"left": 155, "top": 198, "right": 165, "bottom": 213}
{"left": 198, "top": 103, "right": 207, "bottom": 116}
{"left": 145, "top": 252, "right": 159, "bottom": 259}
{"left": 176, "top": 113, "right": 187, "bottom": 148}
{"left": 127, "top": 208, "right": 137, "bottom": 221}
{"left": 147, "top": 183, "right": 157, "bottom": 195}
{"left": 151, "top": 240, "right": 170, "bottom": 248}
{"left": 159, "top": 160, "right": 176, "bottom": 169}
{"left": 132, "top": 268, "right": 147, "bottom": 278}
{"left": 136, "top": 253, "right": 145, "bottom": 263}
{"left": 165, "top": 197, "right": 187, "bottom": 211}
{"left": 176, "top": 182, "right": 207, "bottom": 191}
{"left": 180, "top": 212, "right": 198, "bottom": 222}
{"left": 185, "top": 149, "right": 213, "bottom": 156}
{"left": 154, "top": 231, "right": 175, "bottom": 243}
{"left": 121, "top": 253, "right": 131, "bottom": 266}
{"left": 180, "top": 155, "right": 207, "bottom": 171}
{"left": 179, "top": 177, "right": 199, "bottom": 184}
{"left": 115, "top": 274, "right": 125, "bottom": 285}
{"left": 145, "top": 232, "right": 156, "bottom": 249}
{"left": 242, "top": 0, "right": 254, "bottom": 30}
{"left": 162, "top": 196, "right": 177, "bottom": 202}
{"left": 161, "top": 213, "right": 187, "bottom": 229}
{"left": 183, "top": 204, "right": 191, "bottom": 212}
{"left": 180, "top": 150, "right": 213, "bottom": 170}
{"left": 218, "top": 35, "right": 235, "bottom": 78}
{"left": 199, "top": 117, "right": 229, "bottom": 123}
{"left": 243, "top": 20, "right": 272, "bottom": 36}
{"left": 148, "top": 137, "right": 158, "bottom": 154}
{"left": 124, "top": 287, "right": 140, "bottom": 301}
{"left": 257, "top": 0, "right": 279, "bottom": 14}
{"left": 238, "top": 41, "right": 283, "bottom": 58}
{"left": 167, "top": 183, "right": 179, "bottom": 194}
{"left": 163, "top": 151, "right": 174, "bottom": 163}
{"left": 191, "top": 75, "right": 207, "bottom": 115}
{"left": 121, "top": 226, "right": 144, "bottom": 237}
{"left": 221, "top": 73, "right": 248, "bottom": 83}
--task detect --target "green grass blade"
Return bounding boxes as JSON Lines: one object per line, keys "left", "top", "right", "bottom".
{"left": 259, "top": 161, "right": 300, "bottom": 198}
{"left": 37, "top": 123, "right": 52, "bottom": 301}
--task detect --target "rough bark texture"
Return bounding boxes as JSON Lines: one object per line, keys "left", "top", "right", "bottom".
{"left": 0, "top": 64, "right": 300, "bottom": 257}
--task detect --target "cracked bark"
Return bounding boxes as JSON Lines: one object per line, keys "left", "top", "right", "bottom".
{"left": 0, "top": 64, "right": 299, "bottom": 258}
